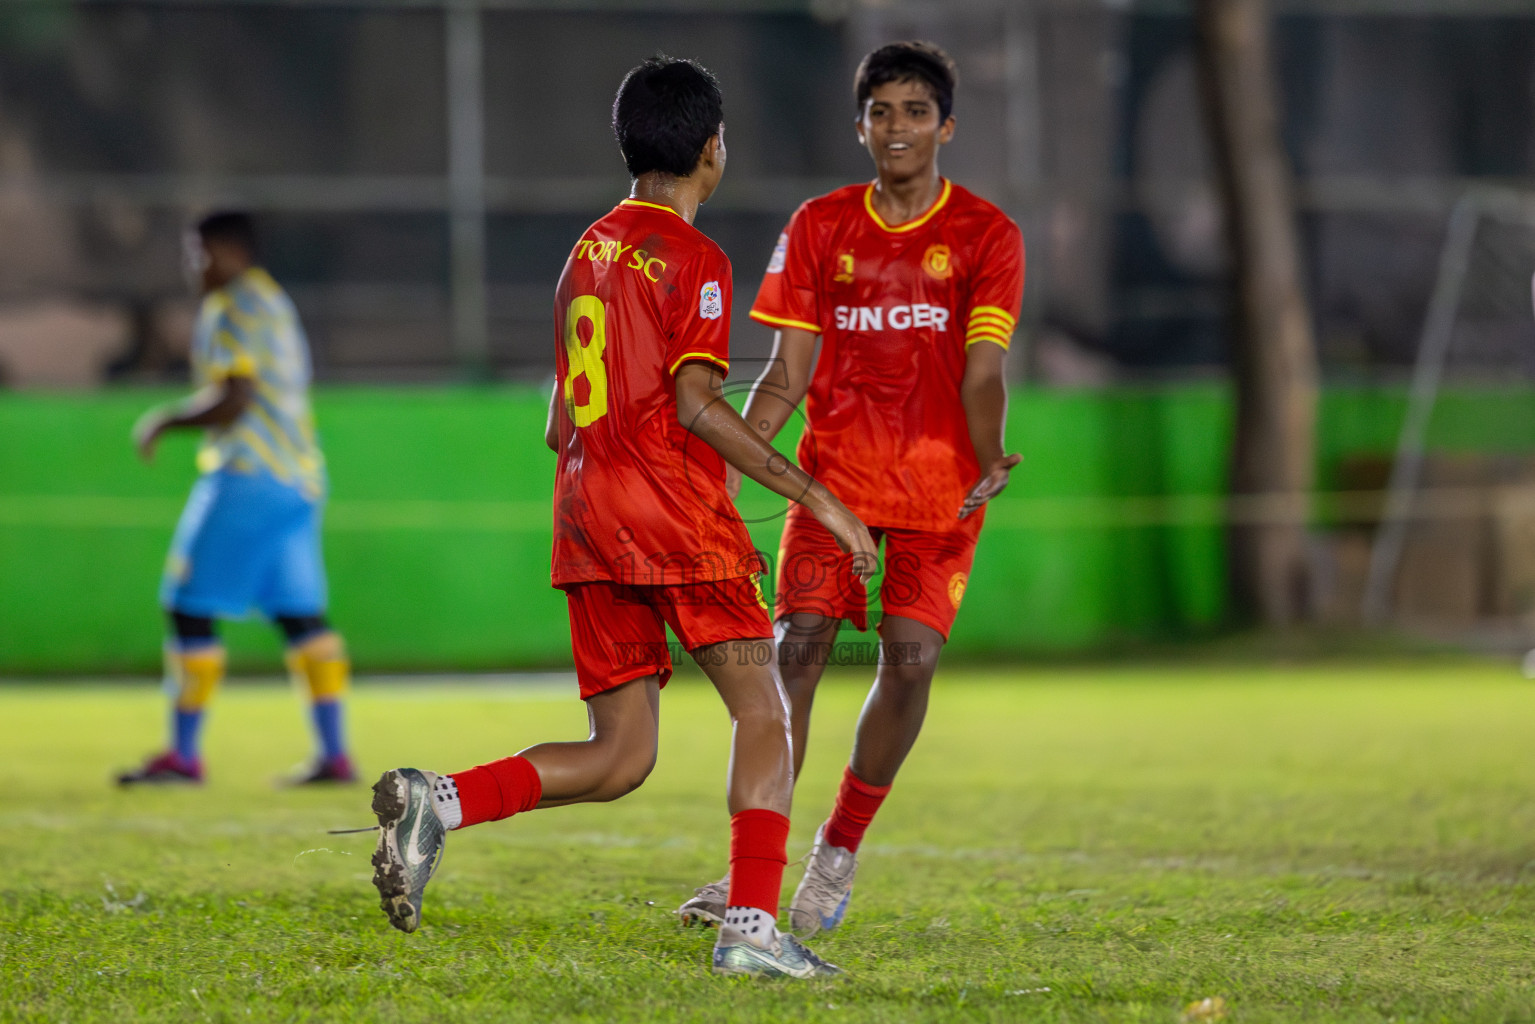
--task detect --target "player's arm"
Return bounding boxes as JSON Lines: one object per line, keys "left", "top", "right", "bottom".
{"left": 740, "top": 327, "right": 817, "bottom": 442}
{"left": 727, "top": 327, "right": 818, "bottom": 498}
{"left": 132, "top": 376, "right": 254, "bottom": 464}
{"left": 675, "top": 360, "right": 875, "bottom": 580}
{"left": 545, "top": 379, "right": 560, "bottom": 453}
{"left": 958, "top": 340, "right": 1021, "bottom": 519}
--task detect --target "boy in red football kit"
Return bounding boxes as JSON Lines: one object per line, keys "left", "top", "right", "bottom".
{"left": 678, "top": 42, "right": 1024, "bottom": 936}
{"left": 361, "top": 57, "right": 874, "bottom": 978}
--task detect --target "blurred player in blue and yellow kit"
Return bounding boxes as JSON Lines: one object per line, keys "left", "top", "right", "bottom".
{"left": 117, "top": 212, "right": 356, "bottom": 787}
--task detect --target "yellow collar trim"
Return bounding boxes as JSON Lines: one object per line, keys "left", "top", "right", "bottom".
{"left": 863, "top": 179, "right": 952, "bottom": 233}
{"left": 218, "top": 266, "right": 273, "bottom": 294}
{"left": 621, "top": 198, "right": 685, "bottom": 219}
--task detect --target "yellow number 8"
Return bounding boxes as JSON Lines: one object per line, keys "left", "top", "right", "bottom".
{"left": 563, "top": 294, "right": 609, "bottom": 427}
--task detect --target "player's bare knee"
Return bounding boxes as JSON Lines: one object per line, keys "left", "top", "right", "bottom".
{"left": 592, "top": 747, "right": 655, "bottom": 801}
{"left": 876, "top": 660, "right": 935, "bottom": 709}
{"left": 893, "top": 657, "right": 938, "bottom": 687}
{"left": 732, "top": 683, "right": 791, "bottom": 728}
{"left": 589, "top": 776, "right": 645, "bottom": 803}
{"left": 882, "top": 636, "right": 940, "bottom": 682}
{"left": 779, "top": 657, "right": 826, "bottom": 699}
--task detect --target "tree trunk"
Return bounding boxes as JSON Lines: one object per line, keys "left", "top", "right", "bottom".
{"left": 1194, "top": 0, "right": 1318, "bottom": 625}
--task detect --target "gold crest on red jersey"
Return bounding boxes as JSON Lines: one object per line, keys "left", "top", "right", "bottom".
{"left": 922, "top": 244, "right": 953, "bottom": 280}
{"left": 948, "top": 572, "right": 968, "bottom": 609}
{"left": 833, "top": 252, "right": 855, "bottom": 283}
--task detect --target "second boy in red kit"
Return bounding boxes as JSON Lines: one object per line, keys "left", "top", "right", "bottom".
{"left": 680, "top": 41, "right": 1025, "bottom": 939}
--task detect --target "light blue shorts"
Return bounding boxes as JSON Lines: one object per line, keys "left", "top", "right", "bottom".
{"left": 160, "top": 468, "right": 328, "bottom": 619}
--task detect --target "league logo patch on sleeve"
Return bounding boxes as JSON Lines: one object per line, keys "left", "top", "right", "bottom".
{"left": 766, "top": 232, "right": 788, "bottom": 274}
{"left": 699, "top": 280, "right": 723, "bottom": 320}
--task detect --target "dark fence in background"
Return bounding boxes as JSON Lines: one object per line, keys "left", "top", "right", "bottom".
{"left": 1, "top": 0, "right": 1533, "bottom": 385}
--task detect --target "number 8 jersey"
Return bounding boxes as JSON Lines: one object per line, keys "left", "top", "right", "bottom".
{"left": 550, "top": 199, "right": 759, "bottom": 588}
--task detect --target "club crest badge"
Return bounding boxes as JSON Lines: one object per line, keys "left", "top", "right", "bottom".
{"left": 923, "top": 244, "right": 953, "bottom": 280}
{"left": 766, "top": 232, "right": 788, "bottom": 274}
{"left": 948, "top": 572, "right": 968, "bottom": 609}
{"left": 699, "top": 280, "right": 723, "bottom": 320}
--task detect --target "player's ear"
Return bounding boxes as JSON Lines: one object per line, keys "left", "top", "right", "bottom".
{"left": 854, "top": 114, "right": 868, "bottom": 148}
{"left": 938, "top": 115, "right": 956, "bottom": 145}
{"left": 699, "top": 126, "right": 725, "bottom": 171}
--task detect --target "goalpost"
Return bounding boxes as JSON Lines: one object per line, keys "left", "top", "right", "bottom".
{"left": 1362, "top": 188, "right": 1535, "bottom": 624}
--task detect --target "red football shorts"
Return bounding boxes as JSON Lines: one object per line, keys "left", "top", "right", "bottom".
{"left": 774, "top": 504, "right": 985, "bottom": 640}
{"left": 563, "top": 577, "right": 774, "bottom": 700}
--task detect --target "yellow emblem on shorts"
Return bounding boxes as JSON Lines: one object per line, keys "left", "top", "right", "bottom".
{"left": 947, "top": 572, "right": 967, "bottom": 609}
{"left": 922, "top": 244, "right": 953, "bottom": 280}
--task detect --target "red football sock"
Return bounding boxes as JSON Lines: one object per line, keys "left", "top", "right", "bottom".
{"left": 450, "top": 756, "right": 543, "bottom": 828}
{"left": 726, "top": 808, "right": 790, "bottom": 916}
{"left": 822, "top": 765, "right": 891, "bottom": 853}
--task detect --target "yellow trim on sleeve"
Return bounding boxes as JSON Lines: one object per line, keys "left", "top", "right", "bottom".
{"left": 966, "top": 305, "right": 1018, "bottom": 353}
{"left": 668, "top": 351, "right": 731, "bottom": 376}
{"left": 620, "top": 198, "right": 685, "bottom": 219}
{"left": 207, "top": 353, "right": 257, "bottom": 380}
{"left": 968, "top": 306, "right": 1017, "bottom": 327}
{"left": 965, "top": 334, "right": 1012, "bottom": 351}
{"left": 966, "top": 322, "right": 1015, "bottom": 338}
{"left": 749, "top": 309, "right": 822, "bottom": 333}
{"left": 862, "top": 179, "right": 952, "bottom": 233}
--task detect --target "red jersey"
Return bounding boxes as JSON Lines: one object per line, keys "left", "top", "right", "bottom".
{"left": 750, "top": 180, "right": 1024, "bottom": 531}
{"left": 550, "top": 199, "right": 758, "bottom": 587}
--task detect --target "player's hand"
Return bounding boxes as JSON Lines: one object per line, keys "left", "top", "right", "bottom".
{"left": 132, "top": 410, "right": 166, "bottom": 464}
{"left": 959, "top": 453, "right": 1022, "bottom": 520}
{"left": 725, "top": 463, "right": 743, "bottom": 500}
{"left": 810, "top": 495, "right": 878, "bottom": 585}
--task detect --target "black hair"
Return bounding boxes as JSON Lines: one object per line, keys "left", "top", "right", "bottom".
{"left": 196, "top": 210, "right": 257, "bottom": 257}
{"left": 854, "top": 41, "right": 957, "bottom": 122}
{"left": 612, "top": 56, "right": 723, "bottom": 178}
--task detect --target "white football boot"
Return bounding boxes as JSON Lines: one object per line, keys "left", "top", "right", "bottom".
{"left": 712, "top": 920, "right": 843, "bottom": 978}
{"left": 787, "top": 823, "right": 857, "bottom": 938}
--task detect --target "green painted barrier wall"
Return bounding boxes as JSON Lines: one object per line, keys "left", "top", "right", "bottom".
{"left": 4, "top": 385, "right": 1534, "bottom": 673}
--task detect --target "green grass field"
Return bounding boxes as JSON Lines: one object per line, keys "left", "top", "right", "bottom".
{"left": 6, "top": 662, "right": 1535, "bottom": 1022}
